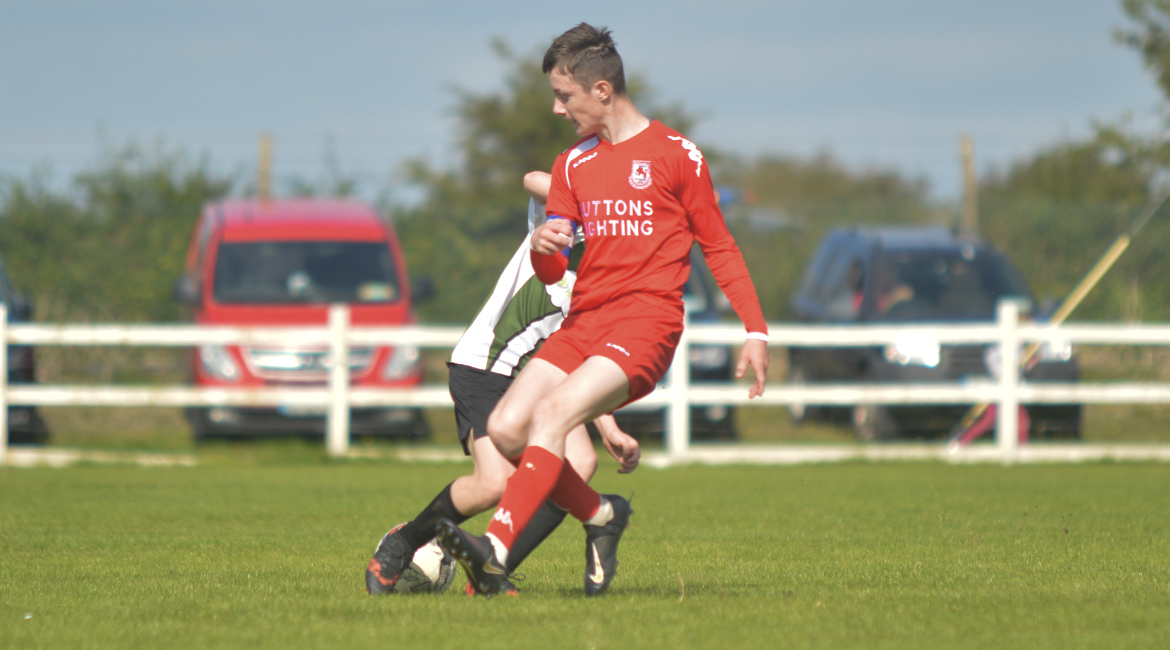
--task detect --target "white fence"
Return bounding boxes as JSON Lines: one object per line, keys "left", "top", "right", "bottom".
{"left": 3, "top": 301, "right": 1170, "bottom": 466}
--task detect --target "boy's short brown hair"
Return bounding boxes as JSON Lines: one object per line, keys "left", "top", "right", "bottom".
{"left": 542, "top": 23, "right": 627, "bottom": 96}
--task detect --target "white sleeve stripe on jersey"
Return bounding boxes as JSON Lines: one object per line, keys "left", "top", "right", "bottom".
{"left": 562, "top": 136, "right": 600, "bottom": 192}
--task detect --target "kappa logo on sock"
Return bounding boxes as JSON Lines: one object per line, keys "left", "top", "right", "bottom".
{"left": 492, "top": 508, "right": 514, "bottom": 533}
{"left": 525, "top": 463, "right": 534, "bottom": 469}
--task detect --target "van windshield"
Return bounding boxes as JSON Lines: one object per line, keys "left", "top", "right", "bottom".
{"left": 871, "top": 248, "right": 1031, "bottom": 321}
{"left": 212, "top": 241, "right": 401, "bottom": 304}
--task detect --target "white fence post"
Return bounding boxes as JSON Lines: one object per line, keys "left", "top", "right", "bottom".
{"left": 996, "top": 300, "right": 1022, "bottom": 461}
{"left": 0, "top": 305, "right": 7, "bottom": 467}
{"left": 666, "top": 308, "right": 691, "bottom": 457}
{"left": 327, "top": 304, "right": 351, "bottom": 457}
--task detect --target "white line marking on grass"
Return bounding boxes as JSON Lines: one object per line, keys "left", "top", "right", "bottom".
{"left": 5, "top": 448, "right": 197, "bottom": 468}
{"left": 643, "top": 444, "right": 1170, "bottom": 467}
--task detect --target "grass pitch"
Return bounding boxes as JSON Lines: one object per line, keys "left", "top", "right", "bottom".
{"left": 1, "top": 454, "right": 1168, "bottom": 649}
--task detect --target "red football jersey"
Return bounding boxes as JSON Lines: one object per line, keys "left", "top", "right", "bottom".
{"left": 546, "top": 120, "right": 767, "bottom": 335}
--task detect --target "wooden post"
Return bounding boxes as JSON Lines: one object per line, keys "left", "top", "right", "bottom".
{"left": 258, "top": 133, "right": 272, "bottom": 201}
{"left": 961, "top": 134, "right": 979, "bottom": 238}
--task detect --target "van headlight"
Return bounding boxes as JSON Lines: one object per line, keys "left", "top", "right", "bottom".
{"left": 382, "top": 345, "right": 422, "bottom": 380}
{"left": 883, "top": 335, "right": 940, "bottom": 368}
{"left": 199, "top": 345, "right": 241, "bottom": 381}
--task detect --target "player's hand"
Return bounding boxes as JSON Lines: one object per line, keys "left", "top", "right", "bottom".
{"left": 736, "top": 339, "right": 769, "bottom": 399}
{"left": 595, "top": 415, "right": 640, "bottom": 474}
{"left": 531, "top": 220, "right": 574, "bottom": 254}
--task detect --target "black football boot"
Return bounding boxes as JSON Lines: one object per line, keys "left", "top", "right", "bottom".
{"left": 365, "top": 524, "right": 411, "bottom": 595}
{"left": 583, "top": 495, "right": 632, "bottom": 596}
{"left": 434, "top": 519, "right": 515, "bottom": 598}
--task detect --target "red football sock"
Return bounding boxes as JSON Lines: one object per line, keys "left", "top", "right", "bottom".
{"left": 550, "top": 459, "right": 602, "bottom": 522}
{"left": 486, "top": 446, "right": 562, "bottom": 549}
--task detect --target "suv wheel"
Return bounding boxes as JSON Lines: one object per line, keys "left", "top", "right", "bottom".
{"left": 853, "top": 404, "right": 897, "bottom": 442}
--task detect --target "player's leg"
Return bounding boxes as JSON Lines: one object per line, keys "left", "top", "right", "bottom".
{"left": 450, "top": 433, "right": 516, "bottom": 515}
{"left": 453, "top": 427, "right": 601, "bottom": 597}
{"left": 486, "top": 356, "right": 627, "bottom": 548}
{"left": 458, "top": 420, "right": 599, "bottom": 593}
{"left": 505, "top": 424, "right": 598, "bottom": 573}
{"left": 438, "top": 358, "right": 628, "bottom": 596}
{"left": 486, "top": 358, "right": 567, "bottom": 458}
{"left": 366, "top": 364, "right": 511, "bottom": 595}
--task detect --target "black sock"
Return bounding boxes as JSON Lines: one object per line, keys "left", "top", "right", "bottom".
{"left": 398, "top": 483, "right": 469, "bottom": 553}
{"left": 506, "top": 500, "right": 568, "bottom": 574}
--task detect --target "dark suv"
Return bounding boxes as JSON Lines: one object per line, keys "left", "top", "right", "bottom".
{"left": 1, "top": 256, "right": 47, "bottom": 444}
{"left": 789, "top": 227, "right": 1080, "bottom": 441}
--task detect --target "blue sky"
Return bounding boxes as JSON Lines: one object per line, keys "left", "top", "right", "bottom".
{"left": 1, "top": 0, "right": 1164, "bottom": 201}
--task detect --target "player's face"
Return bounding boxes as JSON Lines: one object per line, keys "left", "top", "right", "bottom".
{"left": 550, "top": 69, "right": 605, "bottom": 136}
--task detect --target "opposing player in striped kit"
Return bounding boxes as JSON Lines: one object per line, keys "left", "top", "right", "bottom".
{"left": 366, "top": 172, "right": 639, "bottom": 597}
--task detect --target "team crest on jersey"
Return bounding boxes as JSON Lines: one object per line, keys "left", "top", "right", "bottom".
{"left": 629, "top": 160, "right": 652, "bottom": 190}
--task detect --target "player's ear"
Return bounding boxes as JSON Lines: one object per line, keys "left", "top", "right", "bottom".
{"left": 593, "top": 79, "right": 612, "bottom": 103}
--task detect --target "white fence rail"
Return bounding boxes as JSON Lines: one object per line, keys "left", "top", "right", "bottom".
{"left": 3, "top": 301, "right": 1170, "bottom": 466}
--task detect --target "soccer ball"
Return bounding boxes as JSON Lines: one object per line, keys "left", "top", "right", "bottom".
{"left": 387, "top": 524, "right": 458, "bottom": 594}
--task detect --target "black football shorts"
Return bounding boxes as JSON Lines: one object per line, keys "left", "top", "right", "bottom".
{"left": 447, "top": 363, "right": 514, "bottom": 456}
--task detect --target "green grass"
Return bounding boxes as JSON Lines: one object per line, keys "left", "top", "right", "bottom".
{"left": 2, "top": 457, "right": 1168, "bottom": 649}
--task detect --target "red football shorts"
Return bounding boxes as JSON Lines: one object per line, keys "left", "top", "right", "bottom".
{"left": 533, "top": 292, "right": 684, "bottom": 406}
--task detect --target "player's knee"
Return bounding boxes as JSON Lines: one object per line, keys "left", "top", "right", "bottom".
{"left": 487, "top": 406, "right": 526, "bottom": 453}
{"left": 529, "top": 395, "right": 568, "bottom": 435}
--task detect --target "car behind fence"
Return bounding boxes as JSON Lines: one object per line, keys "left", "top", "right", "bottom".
{"left": 3, "top": 301, "right": 1170, "bottom": 465}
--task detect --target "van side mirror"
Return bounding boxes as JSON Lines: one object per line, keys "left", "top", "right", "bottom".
{"left": 173, "top": 276, "right": 202, "bottom": 305}
{"left": 410, "top": 276, "right": 435, "bottom": 304}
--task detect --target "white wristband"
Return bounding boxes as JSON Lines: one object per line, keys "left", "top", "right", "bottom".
{"left": 746, "top": 332, "right": 769, "bottom": 343}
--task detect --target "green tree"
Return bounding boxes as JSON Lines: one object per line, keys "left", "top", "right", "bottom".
{"left": 0, "top": 146, "right": 232, "bottom": 322}
{"left": 978, "top": 125, "right": 1170, "bottom": 321}
{"left": 1118, "top": 0, "right": 1170, "bottom": 101}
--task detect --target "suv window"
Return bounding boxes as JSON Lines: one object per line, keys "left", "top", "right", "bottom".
{"left": 872, "top": 247, "right": 1030, "bottom": 320}
{"left": 796, "top": 233, "right": 846, "bottom": 303}
{"left": 820, "top": 254, "right": 865, "bottom": 321}
{"left": 212, "top": 241, "right": 401, "bottom": 304}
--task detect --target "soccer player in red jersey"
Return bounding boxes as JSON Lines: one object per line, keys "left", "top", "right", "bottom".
{"left": 436, "top": 23, "right": 769, "bottom": 598}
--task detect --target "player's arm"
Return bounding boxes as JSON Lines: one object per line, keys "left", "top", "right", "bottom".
{"left": 524, "top": 169, "right": 574, "bottom": 283}
{"left": 593, "top": 414, "right": 640, "bottom": 474}
{"left": 676, "top": 146, "right": 769, "bottom": 397}
{"left": 523, "top": 171, "right": 552, "bottom": 205}
{"left": 531, "top": 156, "right": 586, "bottom": 284}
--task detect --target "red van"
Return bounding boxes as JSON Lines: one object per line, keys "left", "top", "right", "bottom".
{"left": 174, "top": 199, "right": 429, "bottom": 442}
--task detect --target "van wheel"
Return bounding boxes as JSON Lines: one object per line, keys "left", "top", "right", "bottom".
{"left": 188, "top": 408, "right": 228, "bottom": 445}
{"left": 191, "top": 411, "right": 211, "bottom": 445}
{"left": 853, "top": 404, "right": 897, "bottom": 442}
